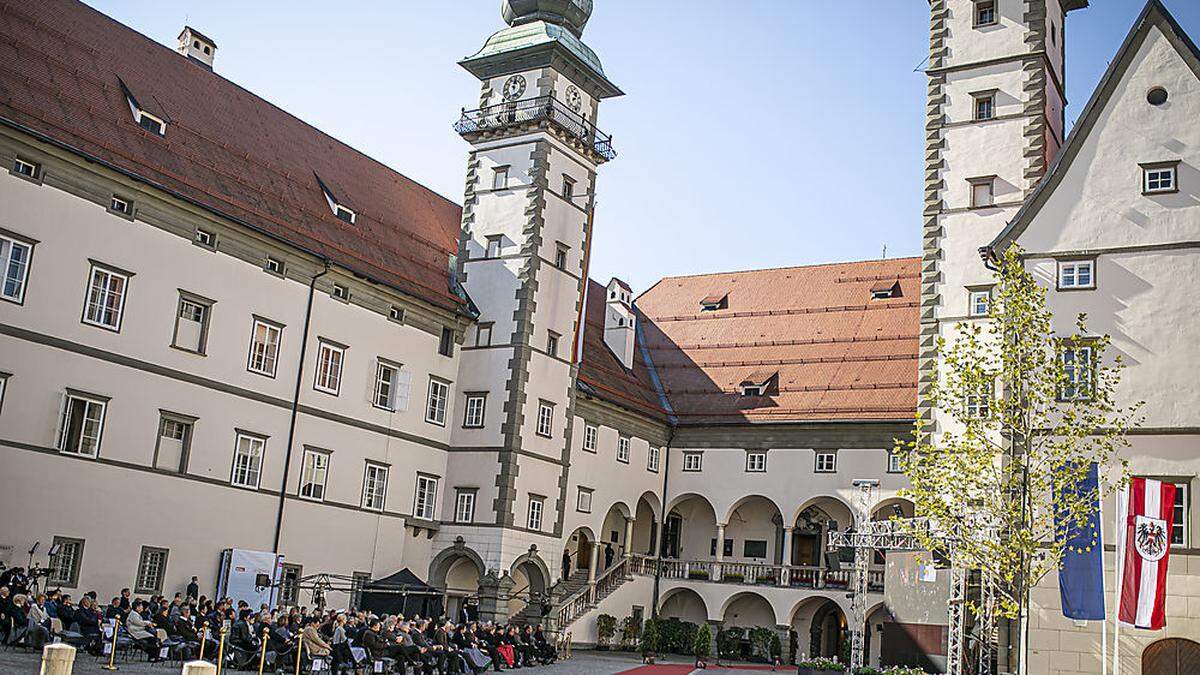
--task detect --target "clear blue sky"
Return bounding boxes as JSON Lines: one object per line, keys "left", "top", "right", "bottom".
{"left": 87, "top": 1, "right": 1200, "bottom": 292}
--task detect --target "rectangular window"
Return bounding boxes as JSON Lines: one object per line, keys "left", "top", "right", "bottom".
{"left": 617, "top": 436, "right": 630, "bottom": 463}
{"left": 648, "top": 446, "right": 660, "bottom": 472}
{"left": 968, "top": 289, "right": 991, "bottom": 317}
{"left": 194, "top": 228, "right": 216, "bottom": 249}
{"left": 576, "top": 487, "right": 593, "bottom": 513}
{"left": 58, "top": 392, "right": 106, "bottom": 457}
{"left": 314, "top": 340, "right": 345, "bottom": 395}
{"left": 562, "top": 175, "right": 575, "bottom": 200}
{"left": 815, "top": 451, "right": 837, "bottom": 473}
{"left": 463, "top": 393, "right": 487, "bottom": 428}
{"left": 83, "top": 264, "right": 129, "bottom": 331}
{"left": 974, "top": 0, "right": 997, "bottom": 27}
{"left": 1172, "top": 482, "right": 1189, "bottom": 546}
{"left": 231, "top": 433, "right": 266, "bottom": 489}
{"left": 13, "top": 157, "right": 39, "bottom": 178}
{"left": 247, "top": 318, "right": 282, "bottom": 377}
{"left": 973, "top": 93, "right": 995, "bottom": 121}
{"left": 887, "top": 451, "right": 902, "bottom": 474}
{"left": 710, "top": 538, "right": 734, "bottom": 557}
{"left": 300, "top": 449, "right": 330, "bottom": 501}
{"left": 172, "top": 293, "right": 212, "bottom": 354}
{"left": 536, "top": 400, "right": 554, "bottom": 438}
{"left": 266, "top": 256, "right": 285, "bottom": 275}
{"left": 109, "top": 196, "right": 132, "bottom": 216}
{"left": 1142, "top": 163, "right": 1178, "bottom": 194}
{"left": 48, "top": 537, "right": 84, "bottom": 588}
{"left": 331, "top": 283, "right": 350, "bottom": 301}
{"left": 492, "top": 166, "right": 509, "bottom": 190}
{"left": 439, "top": 327, "right": 455, "bottom": 357}
{"left": 426, "top": 377, "right": 450, "bottom": 426}
{"left": 414, "top": 474, "right": 438, "bottom": 520}
{"left": 137, "top": 111, "right": 166, "bottom": 135}
{"left": 527, "top": 495, "right": 545, "bottom": 531}
{"left": 278, "top": 563, "right": 302, "bottom": 606}
{"left": 486, "top": 236, "right": 503, "bottom": 259}
{"left": 547, "top": 331, "right": 560, "bottom": 357}
{"left": 554, "top": 244, "right": 569, "bottom": 270}
{"left": 155, "top": 414, "right": 193, "bottom": 472}
{"left": 388, "top": 305, "right": 405, "bottom": 323}
{"left": 1059, "top": 344, "right": 1095, "bottom": 401}
{"left": 743, "top": 540, "right": 768, "bottom": 559}
{"left": 362, "top": 463, "right": 389, "bottom": 511}
{"left": 374, "top": 360, "right": 400, "bottom": 411}
{"left": 135, "top": 546, "right": 168, "bottom": 594}
{"left": 969, "top": 177, "right": 995, "bottom": 208}
{"left": 334, "top": 204, "right": 356, "bottom": 224}
{"left": 746, "top": 451, "right": 766, "bottom": 473}
{"left": 682, "top": 451, "right": 702, "bottom": 472}
{"left": 1058, "top": 260, "right": 1095, "bottom": 290}
{"left": 476, "top": 322, "right": 494, "bottom": 347}
{"left": 583, "top": 424, "right": 598, "bottom": 453}
{"left": 455, "top": 489, "right": 476, "bottom": 524}
{"left": 0, "top": 234, "right": 33, "bottom": 303}
{"left": 965, "top": 380, "right": 992, "bottom": 419}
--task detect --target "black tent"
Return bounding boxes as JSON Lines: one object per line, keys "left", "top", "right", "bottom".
{"left": 359, "top": 568, "right": 444, "bottom": 618}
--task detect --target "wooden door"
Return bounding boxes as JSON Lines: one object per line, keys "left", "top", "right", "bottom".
{"left": 1143, "top": 638, "right": 1200, "bottom": 675}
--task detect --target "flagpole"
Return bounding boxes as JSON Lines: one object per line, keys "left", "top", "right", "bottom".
{"left": 1112, "top": 485, "right": 1126, "bottom": 675}
{"left": 1100, "top": 485, "right": 1107, "bottom": 675}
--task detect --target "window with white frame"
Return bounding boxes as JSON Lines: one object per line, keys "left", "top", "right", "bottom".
{"left": 110, "top": 195, "right": 132, "bottom": 216}
{"left": 247, "top": 318, "right": 282, "bottom": 376}
{"left": 0, "top": 374, "right": 8, "bottom": 416}
{"left": 1059, "top": 344, "right": 1094, "bottom": 401}
{"left": 374, "top": 360, "right": 400, "bottom": 411}
{"left": 527, "top": 495, "right": 545, "bottom": 531}
{"left": 414, "top": 474, "right": 438, "bottom": 520}
{"left": 547, "top": 331, "right": 560, "bottom": 357}
{"left": 137, "top": 110, "right": 166, "bottom": 135}
{"left": 331, "top": 283, "right": 350, "bottom": 301}
{"left": 887, "top": 451, "right": 902, "bottom": 474}
{"left": 974, "top": 0, "right": 997, "bottom": 26}
{"left": 0, "top": 234, "right": 33, "bottom": 303}
{"left": 172, "top": 293, "right": 211, "bottom": 354}
{"left": 266, "top": 256, "right": 285, "bottom": 275}
{"left": 965, "top": 379, "right": 993, "bottom": 419}
{"left": 58, "top": 392, "right": 106, "bottom": 457}
{"left": 561, "top": 175, "right": 575, "bottom": 200}
{"left": 973, "top": 92, "right": 995, "bottom": 121}
{"left": 554, "top": 244, "right": 568, "bottom": 270}
{"left": 83, "top": 264, "right": 129, "bottom": 330}
{"left": 155, "top": 414, "right": 192, "bottom": 472}
{"left": 583, "top": 424, "right": 598, "bottom": 452}
{"left": 463, "top": 393, "right": 487, "bottom": 428}
{"left": 362, "top": 463, "right": 389, "bottom": 511}
{"left": 492, "top": 166, "right": 509, "bottom": 190}
{"left": 968, "top": 289, "right": 991, "bottom": 317}
{"left": 455, "top": 489, "right": 476, "bottom": 524}
{"left": 1057, "top": 260, "right": 1095, "bottom": 290}
{"left": 194, "top": 228, "right": 216, "bottom": 249}
{"left": 12, "top": 157, "right": 39, "bottom": 179}
{"left": 48, "top": 537, "right": 84, "bottom": 587}
{"left": 135, "top": 546, "right": 168, "bottom": 594}
{"left": 617, "top": 435, "right": 630, "bottom": 463}
{"left": 576, "top": 487, "right": 593, "bottom": 513}
{"left": 426, "top": 377, "right": 450, "bottom": 425}
{"left": 486, "top": 236, "right": 503, "bottom": 259}
{"left": 1172, "top": 482, "right": 1189, "bottom": 546}
{"left": 536, "top": 400, "right": 554, "bottom": 438}
{"left": 682, "top": 451, "right": 702, "bottom": 472}
{"left": 815, "top": 451, "right": 837, "bottom": 473}
{"left": 388, "top": 305, "right": 405, "bottom": 323}
{"left": 299, "top": 449, "right": 330, "bottom": 501}
{"left": 314, "top": 340, "right": 345, "bottom": 395}
{"left": 746, "top": 451, "right": 766, "bottom": 473}
{"left": 969, "top": 177, "right": 995, "bottom": 208}
{"left": 476, "top": 322, "right": 494, "bottom": 347}
{"left": 231, "top": 433, "right": 266, "bottom": 489}
{"left": 1142, "top": 163, "right": 1178, "bottom": 194}
{"left": 648, "top": 446, "right": 660, "bottom": 472}
{"left": 334, "top": 204, "right": 356, "bottom": 224}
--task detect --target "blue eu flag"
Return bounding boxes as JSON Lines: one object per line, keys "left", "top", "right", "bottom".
{"left": 1057, "top": 462, "right": 1105, "bottom": 620}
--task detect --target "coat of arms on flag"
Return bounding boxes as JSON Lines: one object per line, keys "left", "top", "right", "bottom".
{"left": 1117, "top": 477, "right": 1176, "bottom": 630}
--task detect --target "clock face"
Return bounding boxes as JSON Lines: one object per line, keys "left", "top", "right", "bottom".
{"left": 502, "top": 75, "right": 527, "bottom": 101}
{"left": 565, "top": 85, "right": 582, "bottom": 112}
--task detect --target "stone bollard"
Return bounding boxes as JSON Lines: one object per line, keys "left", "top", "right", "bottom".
{"left": 40, "top": 643, "right": 76, "bottom": 675}
{"left": 181, "top": 660, "right": 218, "bottom": 675}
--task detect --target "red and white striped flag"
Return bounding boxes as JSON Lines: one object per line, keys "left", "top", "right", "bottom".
{"left": 1117, "top": 477, "right": 1176, "bottom": 629}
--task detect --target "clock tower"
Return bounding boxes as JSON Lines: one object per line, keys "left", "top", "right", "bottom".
{"left": 440, "top": 0, "right": 622, "bottom": 610}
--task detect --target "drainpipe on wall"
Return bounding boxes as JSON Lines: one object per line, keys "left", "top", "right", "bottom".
{"left": 650, "top": 425, "right": 676, "bottom": 621}
{"left": 272, "top": 260, "right": 331, "bottom": 554}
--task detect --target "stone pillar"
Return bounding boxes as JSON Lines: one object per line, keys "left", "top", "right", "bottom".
{"left": 714, "top": 523, "right": 725, "bottom": 581}
{"left": 780, "top": 527, "right": 792, "bottom": 586}
{"left": 477, "top": 572, "right": 515, "bottom": 625}
{"left": 623, "top": 517, "right": 635, "bottom": 559}
{"left": 40, "top": 643, "right": 76, "bottom": 675}
{"left": 181, "top": 661, "right": 217, "bottom": 675}
{"left": 587, "top": 542, "right": 600, "bottom": 585}
{"left": 707, "top": 620, "right": 723, "bottom": 660}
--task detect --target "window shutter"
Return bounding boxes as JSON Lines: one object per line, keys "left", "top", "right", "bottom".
{"left": 393, "top": 370, "right": 412, "bottom": 412}
{"left": 54, "top": 392, "right": 69, "bottom": 450}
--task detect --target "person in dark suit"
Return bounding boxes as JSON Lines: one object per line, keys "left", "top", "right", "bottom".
{"left": 561, "top": 548, "right": 572, "bottom": 581}
{"left": 186, "top": 577, "right": 199, "bottom": 601}
{"left": 604, "top": 543, "right": 614, "bottom": 569}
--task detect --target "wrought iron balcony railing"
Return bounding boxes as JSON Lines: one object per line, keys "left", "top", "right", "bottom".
{"left": 454, "top": 94, "right": 616, "bottom": 161}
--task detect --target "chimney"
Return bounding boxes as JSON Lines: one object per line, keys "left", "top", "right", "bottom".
{"left": 177, "top": 26, "right": 217, "bottom": 70}
{"left": 603, "top": 277, "right": 635, "bottom": 370}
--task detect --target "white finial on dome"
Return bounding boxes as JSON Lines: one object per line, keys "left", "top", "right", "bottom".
{"left": 501, "top": 0, "right": 593, "bottom": 37}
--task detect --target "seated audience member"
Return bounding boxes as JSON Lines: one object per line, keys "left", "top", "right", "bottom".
{"left": 25, "top": 594, "right": 52, "bottom": 649}
{"left": 125, "top": 599, "right": 163, "bottom": 661}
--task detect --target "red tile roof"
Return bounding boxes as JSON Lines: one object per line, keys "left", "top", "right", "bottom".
{"left": 577, "top": 279, "right": 669, "bottom": 421}
{"left": 0, "top": 0, "right": 465, "bottom": 312}
{"left": 634, "top": 258, "right": 920, "bottom": 424}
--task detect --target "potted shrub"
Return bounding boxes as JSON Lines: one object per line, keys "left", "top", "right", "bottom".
{"left": 693, "top": 622, "right": 712, "bottom": 669}
{"left": 797, "top": 657, "right": 847, "bottom": 675}
{"left": 596, "top": 614, "right": 616, "bottom": 651}
{"left": 640, "top": 619, "right": 659, "bottom": 664}
{"left": 620, "top": 615, "right": 640, "bottom": 651}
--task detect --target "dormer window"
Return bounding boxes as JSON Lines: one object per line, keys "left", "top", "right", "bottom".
{"left": 739, "top": 370, "right": 777, "bottom": 396}
{"left": 870, "top": 280, "right": 901, "bottom": 300}
{"left": 334, "top": 205, "right": 356, "bottom": 224}
{"left": 137, "top": 111, "right": 166, "bottom": 136}
{"left": 699, "top": 293, "right": 727, "bottom": 311}
{"left": 314, "top": 173, "right": 356, "bottom": 224}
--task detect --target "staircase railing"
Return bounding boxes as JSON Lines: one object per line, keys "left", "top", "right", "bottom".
{"left": 554, "top": 557, "right": 630, "bottom": 629}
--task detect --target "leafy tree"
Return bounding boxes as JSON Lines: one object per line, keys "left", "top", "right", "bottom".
{"left": 899, "top": 246, "right": 1141, "bottom": 666}
{"left": 640, "top": 618, "right": 659, "bottom": 657}
{"left": 596, "top": 614, "right": 616, "bottom": 649}
{"left": 693, "top": 622, "right": 712, "bottom": 662}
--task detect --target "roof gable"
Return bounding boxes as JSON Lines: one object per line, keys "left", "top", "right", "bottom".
{"left": 990, "top": 0, "right": 1200, "bottom": 253}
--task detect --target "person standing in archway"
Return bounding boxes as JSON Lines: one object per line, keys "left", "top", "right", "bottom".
{"left": 561, "top": 547, "right": 571, "bottom": 581}
{"left": 603, "top": 543, "right": 614, "bottom": 570}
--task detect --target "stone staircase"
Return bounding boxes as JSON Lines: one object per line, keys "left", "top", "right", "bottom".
{"left": 510, "top": 571, "right": 590, "bottom": 626}
{"left": 551, "top": 558, "right": 633, "bottom": 631}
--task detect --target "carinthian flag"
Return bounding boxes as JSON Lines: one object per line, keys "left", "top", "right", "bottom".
{"left": 1117, "top": 477, "right": 1176, "bottom": 629}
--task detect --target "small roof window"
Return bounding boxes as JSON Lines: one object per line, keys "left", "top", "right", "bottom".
{"left": 314, "top": 173, "right": 357, "bottom": 224}
{"left": 119, "top": 78, "right": 166, "bottom": 136}
{"left": 739, "top": 369, "right": 777, "bottom": 396}
{"left": 700, "top": 293, "right": 728, "bottom": 311}
{"left": 870, "top": 280, "right": 901, "bottom": 300}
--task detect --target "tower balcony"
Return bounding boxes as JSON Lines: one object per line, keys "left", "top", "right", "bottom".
{"left": 454, "top": 94, "right": 616, "bottom": 162}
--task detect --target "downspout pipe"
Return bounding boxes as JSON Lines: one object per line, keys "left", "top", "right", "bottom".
{"left": 273, "top": 260, "right": 332, "bottom": 554}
